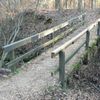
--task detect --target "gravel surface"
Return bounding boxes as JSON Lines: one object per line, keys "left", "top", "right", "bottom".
{"left": 0, "top": 9, "right": 100, "bottom": 100}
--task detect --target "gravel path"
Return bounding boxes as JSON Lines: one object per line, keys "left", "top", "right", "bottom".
{"left": 0, "top": 10, "right": 100, "bottom": 100}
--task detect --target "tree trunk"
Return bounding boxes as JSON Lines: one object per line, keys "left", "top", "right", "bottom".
{"left": 64, "top": 0, "right": 68, "bottom": 9}
{"left": 92, "top": 0, "right": 96, "bottom": 9}
{"left": 78, "top": 0, "right": 83, "bottom": 11}
{"left": 55, "top": 0, "right": 62, "bottom": 11}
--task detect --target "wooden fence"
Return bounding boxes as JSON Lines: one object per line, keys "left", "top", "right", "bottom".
{"left": 51, "top": 19, "right": 100, "bottom": 88}
{"left": 0, "top": 13, "right": 86, "bottom": 70}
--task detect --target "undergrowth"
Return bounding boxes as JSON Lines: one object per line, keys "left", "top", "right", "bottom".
{"left": 41, "top": 37, "right": 100, "bottom": 100}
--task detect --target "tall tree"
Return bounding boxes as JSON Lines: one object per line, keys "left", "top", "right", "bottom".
{"left": 78, "top": 0, "right": 82, "bottom": 11}
{"left": 55, "top": 0, "right": 62, "bottom": 10}
{"left": 91, "top": 0, "right": 96, "bottom": 9}
{"left": 64, "top": 0, "right": 68, "bottom": 9}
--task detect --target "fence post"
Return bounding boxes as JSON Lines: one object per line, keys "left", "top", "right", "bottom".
{"left": 59, "top": 50, "right": 65, "bottom": 88}
{"left": 97, "top": 21, "right": 100, "bottom": 46}
{"left": 86, "top": 31, "right": 90, "bottom": 49}
{"left": 97, "top": 21, "right": 100, "bottom": 36}
{"left": 97, "top": 21, "right": 100, "bottom": 58}
{"left": 84, "top": 30, "right": 90, "bottom": 64}
{"left": 82, "top": 14, "right": 85, "bottom": 25}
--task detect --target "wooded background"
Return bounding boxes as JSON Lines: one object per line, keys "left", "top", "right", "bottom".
{"left": 0, "top": 0, "right": 100, "bottom": 19}
{"left": 23, "top": 0, "right": 100, "bottom": 10}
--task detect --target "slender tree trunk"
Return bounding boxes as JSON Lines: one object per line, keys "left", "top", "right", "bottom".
{"left": 91, "top": 0, "right": 96, "bottom": 9}
{"left": 92, "top": 0, "right": 96, "bottom": 9}
{"left": 55, "top": 0, "right": 62, "bottom": 11}
{"left": 78, "top": 0, "right": 82, "bottom": 11}
{"left": 82, "top": 0, "right": 85, "bottom": 9}
{"left": 91, "top": 0, "right": 93, "bottom": 9}
{"left": 64, "top": 0, "right": 68, "bottom": 9}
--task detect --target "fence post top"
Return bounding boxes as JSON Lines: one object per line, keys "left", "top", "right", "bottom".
{"left": 98, "top": 19, "right": 100, "bottom": 22}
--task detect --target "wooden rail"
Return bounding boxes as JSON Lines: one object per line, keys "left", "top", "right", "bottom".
{"left": 3, "top": 13, "right": 86, "bottom": 53}
{"left": 1, "top": 13, "right": 86, "bottom": 69}
{"left": 51, "top": 19, "right": 100, "bottom": 88}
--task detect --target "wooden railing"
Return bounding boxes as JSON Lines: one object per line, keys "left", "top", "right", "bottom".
{"left": 51, "top": 19, "right": 100, "bottom": 88}
{"left": 0, "top": 13, "right": 86, "bottom": 69}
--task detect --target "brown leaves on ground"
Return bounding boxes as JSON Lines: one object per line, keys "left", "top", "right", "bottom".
{"left": 41, "top": 49, "right": 100, "bottom": 100}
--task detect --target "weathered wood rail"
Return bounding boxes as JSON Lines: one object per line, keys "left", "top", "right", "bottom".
{"left": 0, "top": 13, "right": 86, "bottom": 69}
{"left": 51, "top": 19, "right": 100, "bottom": 88}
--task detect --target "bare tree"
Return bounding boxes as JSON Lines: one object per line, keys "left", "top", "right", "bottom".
{"left": 55, "top": 0, "right": 62, "bottom": 11}
{"left": 64, "top": 0, "right": 68, "bottom": 9}
{"left": 0, "top": 0, "right": 42, "bottom": 68}
{"left": 91, "top": 0, "right": 96, "bottom": 9}
{"left": 0, "top": 0, "right": 24, "bottom": 68}
{"left": 78, "top": 0, "right": 82, "bottom": 12}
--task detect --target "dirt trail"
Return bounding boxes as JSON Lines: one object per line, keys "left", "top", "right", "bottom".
{"left": 0, "top": 10, "right": 100, "bottom": 100}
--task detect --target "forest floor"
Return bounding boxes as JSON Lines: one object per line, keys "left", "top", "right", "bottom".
{"left": 41, "top": 46, "right": 100, "bottom": 100}
{"left": 0, "top": 9, "right": 100, "bottom": 100}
